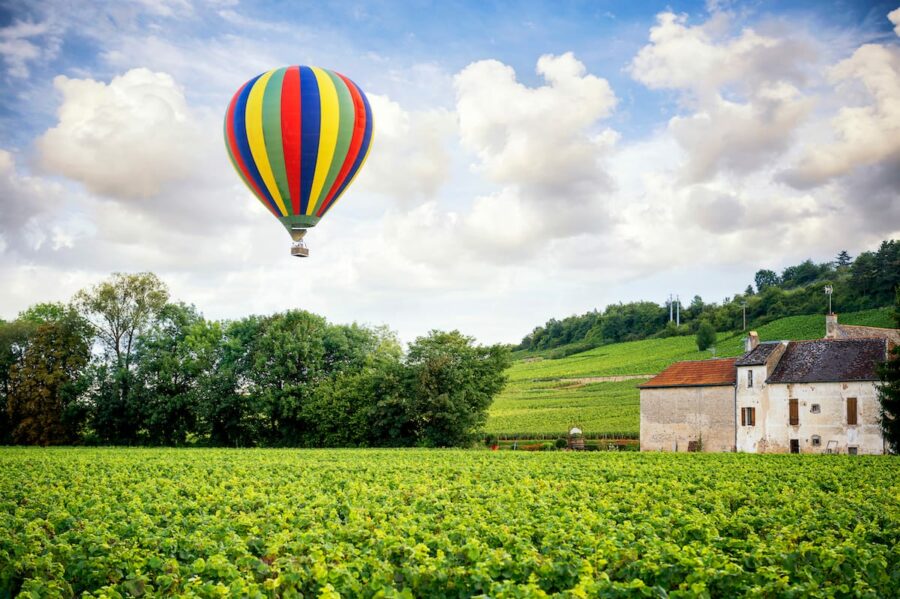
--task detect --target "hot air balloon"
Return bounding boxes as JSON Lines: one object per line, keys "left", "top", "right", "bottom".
{"left": 224, "top": 66, "right": 373, "bottom": 257}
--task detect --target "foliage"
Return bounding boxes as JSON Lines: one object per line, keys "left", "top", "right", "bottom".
{"left": 515, "top": 239, "right": 898, "bottom": 352}
{"left": 695, "top": 321, "right": 716, "bottom": 351}
{"left": 5, "top": 309, "right": 91, "bottom": 445}
{"left": 73, "top": 272, "right": 170, "bottom": 368}
{"left": 404, "top": 330, "right": 510, "bottom": 447}
{"left": 0, "top": 320, "right": 35, "bottom": 444}
{"left": 754, "top": 269, "right": 780, "bottom": 291}
{"left": 1, "top": 448, "right": 899, "bottom": 597}
{"left": 878, "top": 292, "right": 900, "bottom": 453}
{"left": 835, "top": 250, "right": 852, "bottom": 267}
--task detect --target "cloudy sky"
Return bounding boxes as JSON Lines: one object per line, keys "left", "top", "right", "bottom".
{"left": 1, "top": 0, "right": 898, "bottom": 344}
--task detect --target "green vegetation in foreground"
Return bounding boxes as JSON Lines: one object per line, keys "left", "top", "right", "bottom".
{"left": 2, "top": 448, "right": 899, "bottom": 597}
{"left": 487, "top": 308, "right": 893, "bottom": 435}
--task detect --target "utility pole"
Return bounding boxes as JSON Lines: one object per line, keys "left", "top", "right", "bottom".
{"left": 741, "top": 301, "right": 747, "bottom": 331}
{"left": 668, "top": 294, "right": 674, "bottom": 323}
{"left": 824, "top": 285, "right": 833, "bottom": 314}
{"left": 676, "top": 295, "right": 680, "bottom": 327}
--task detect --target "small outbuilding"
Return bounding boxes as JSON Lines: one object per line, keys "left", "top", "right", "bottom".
{"left": 638, "top": 358, "right": 737, "bottom": 452}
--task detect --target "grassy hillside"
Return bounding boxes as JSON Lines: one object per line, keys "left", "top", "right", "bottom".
{"left": 486, "top": 308, "right": 894, "bottom": 435}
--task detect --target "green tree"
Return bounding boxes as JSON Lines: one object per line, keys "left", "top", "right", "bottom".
{"left": 131, "top": 303, "right": 207, "bottom": 445}
{"left": 6, "top": 309, "right": 91, "bottom": 445}
{"left": 696, "top": 321, "right": 716, "bottom": 352}
{"left": 877, "top": 291, "right": 900, "bottom": 453}
{"left": 74, "top": 273, "right": 169, "bottom": 443}
{"left": 403, "top": 330, "right": 510, "bottom": 447}
{"left": 835, "top": 250, "right": 852, "bottom": 267}
{"left": 18, "top": 302, "right": 70, "bottom": 325}
{"left": 74, "top": 273, "right": 170, "bottom": 369}
{"left": 754, "top": 269, "right": 779, "bottom": 292}
{"left": 192, "top": 316, "right": 264, "bottom": 447}
{"left": 0, "top": 320, "right": 36, "bottom": 444}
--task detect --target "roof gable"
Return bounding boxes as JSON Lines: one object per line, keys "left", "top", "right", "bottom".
{"left": 766, "top": 338, "right": 886, "bottom": 384}
{"left": 735, "top": 342, "right": 781, "bottom": 366}
{"left": 639, "top": 358, "right": 737, "bottom": 389}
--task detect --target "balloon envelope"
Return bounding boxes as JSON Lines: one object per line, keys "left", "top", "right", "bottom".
{"left": 224, "top": 66, "right": 373, "bottom": 235}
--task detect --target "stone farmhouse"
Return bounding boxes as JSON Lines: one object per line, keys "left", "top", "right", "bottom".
{"left": 639, "top": 314, "right": 897, "bottom": 454}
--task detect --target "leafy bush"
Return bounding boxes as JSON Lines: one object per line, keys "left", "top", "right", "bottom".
{"left": 696, "top": 321, "right": 716, "bottom": 351}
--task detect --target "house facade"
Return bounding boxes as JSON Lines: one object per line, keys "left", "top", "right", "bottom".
{"left": 640, "top": 315, "right": 894, "bottom": 454}
{"left": 639, "top": 358, "right": 737, "bottom": 452}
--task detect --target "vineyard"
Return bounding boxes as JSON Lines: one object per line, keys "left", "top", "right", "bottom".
{"left": 3, "top": 448, "right": 899, "bottom": 597}
{"left": 485, "top": 308, "right": 893, "bottom": 436}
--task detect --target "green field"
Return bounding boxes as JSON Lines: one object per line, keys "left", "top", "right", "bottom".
{"left": 484, "top": 379, "right": 644, "bottom": 436}
{"left": 486, "top": 308, "right": 894, "bottom": 435}
{"left": 2, "top": 448, "right": 898, "bottom": 597}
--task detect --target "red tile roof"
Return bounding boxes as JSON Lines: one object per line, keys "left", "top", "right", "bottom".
{"left": 639, "top": 358, "right": 737, "bottom": 389}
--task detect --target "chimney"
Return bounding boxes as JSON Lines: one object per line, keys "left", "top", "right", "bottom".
{"left": 744, "top": 331, "right": 759, "bottom": 352}
{"left": 825, "top": 313, "right": 838, "bottom": 339}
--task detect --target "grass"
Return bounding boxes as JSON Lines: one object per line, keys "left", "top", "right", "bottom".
{"left": 487, "top": 308, "right": 894, "bottom": 435}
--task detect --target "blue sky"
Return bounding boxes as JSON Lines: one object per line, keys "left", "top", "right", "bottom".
{"left": 0, "top": 0, "right": 898, "bottom": 343}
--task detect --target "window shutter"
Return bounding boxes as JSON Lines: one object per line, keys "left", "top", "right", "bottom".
{"left": 789, "top": 399, "right": 799, "bottom": 425}
{"left": 741, "top": 408, "right": 746, "bottom": 426}
{"left": 847, "top": 397, "right": 857, "bottom": 426}
{"left": 750, "top": 408, "right": 755, "bottom": 426}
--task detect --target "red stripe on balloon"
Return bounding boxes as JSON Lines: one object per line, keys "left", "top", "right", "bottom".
{"left": 226, "top": 82, "right": 279, "bottom": 217}
{"left": 281, "top": 66, "right": 302, "bottom": 215}
{"left": 318, "top": 73, "right": 367, "bottom": 217}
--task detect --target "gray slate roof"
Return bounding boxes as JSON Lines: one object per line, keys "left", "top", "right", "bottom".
{"left": 735, "top": 342, "right": 782, "bottom": 367}
{"left": 766, "top": 338, "right": 887, "bottom": 384}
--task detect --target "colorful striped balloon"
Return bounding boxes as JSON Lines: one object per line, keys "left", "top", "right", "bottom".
{"left": 224, "top": 66, "right": 373, "bottom": 238}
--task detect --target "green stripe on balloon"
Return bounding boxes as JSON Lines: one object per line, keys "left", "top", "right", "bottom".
{"left": 313, "top": 70, "right": 355, "bottom": 215}
{"left": 262, "top": 67, "right": 292, "bottom": 214}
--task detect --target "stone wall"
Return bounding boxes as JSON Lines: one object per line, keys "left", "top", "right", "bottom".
{"left": 640, "top": 385, "right": 736, "bottom": 452}
{"left": 762, "top": 381, "right": 885, "bottom": 454}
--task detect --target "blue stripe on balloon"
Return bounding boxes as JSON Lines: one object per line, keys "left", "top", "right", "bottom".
{"left": 298, "top": 66, "right": 321, "bottom": 214}
{"left": 327, "top": 82, "right": 372, "bottom": 213}
{"left": 234, "top": 74, "right": 280, "bottom": 214}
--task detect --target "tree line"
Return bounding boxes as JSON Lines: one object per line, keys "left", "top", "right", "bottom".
{"left": 518, "top": 239, "right": 900, "bottom": 353}
{"left": 0, "top": 273, "right": 510, "bottom": 447}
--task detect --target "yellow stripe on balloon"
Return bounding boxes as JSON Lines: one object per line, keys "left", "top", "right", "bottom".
{"left": 307, "top": 67, "right": 340, "bottom": 215}
{"left": 246, "top": 70, "right": 288, "bottom": 216}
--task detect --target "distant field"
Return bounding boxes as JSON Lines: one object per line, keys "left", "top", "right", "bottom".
{"left": 3, "top": 448, "right": 898, "bottom": 597}
{"left": 487, "top": 308, "right": 893, "bottom": 435}
{"left": 484, "top": 378, "right": 645, "bottom": 435}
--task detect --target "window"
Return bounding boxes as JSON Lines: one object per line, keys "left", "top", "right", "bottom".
{"left": 847, "top": 397, "right": 858, "bottom": 426}
{"left": 811, "top": 435, "right": 821, "bottom": 447}
{"left": 810, "top": 404, "right": 821, "bottom": 414}
{"left": 741, "top": 407, "right": 756, "bottom": 426}
{"left": 789, "top": 398, "right": 799, "bottom": 426}
{"left": 790, "top": 439, "right": 800, "bottom": 454}
{"left": 848, "top": 446, "right": 858, "bottom": 455}
{"left": 748, "top": 370, "right": 753, "bottom": 388}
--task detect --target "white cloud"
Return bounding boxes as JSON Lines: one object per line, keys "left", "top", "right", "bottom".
{"left": 629, "top": 11, "right": 815, "bottom": 182}
{"left": 781, "top": 43, "right": 900, "bottom": 187}
{"left": 356, "top": 94, "right": 454, "bottom": 203}
{"left": 37, "top": 68, "right": 201, "bottom": 199}
{"left": 0, "top": 19, "right": 61, "bottom": 78}
{"left": 890, "top": 7, "right": 900, "bottom": 37}
{"left": 455, "top": 52, "right": 617, "bottom": 188}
